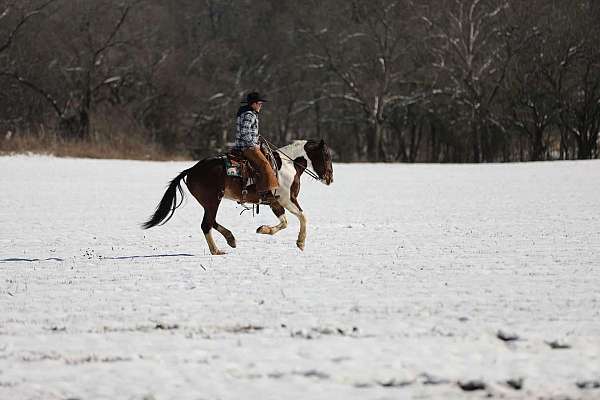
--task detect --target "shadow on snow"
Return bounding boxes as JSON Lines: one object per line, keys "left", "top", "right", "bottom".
{"left": 0, "top": 257, "right": 64, "bottom": 263}
{"left": 0, "top": 254, "right": 195, "bottom": 263}
{"left": 101, "top": 253, "right": 195, "bottom": 261}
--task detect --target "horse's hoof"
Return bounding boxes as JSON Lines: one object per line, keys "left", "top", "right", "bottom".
{"left": 296, "top": 241, "right": 305, "bottom": 251}
{"left": 257, "top": 225, "right": 271, "bottom": 234}
{"left": 226, "top": 238, "right": 237, "bottom": 248}
{"left": 211, "top": 249, "right": 226, "bottom": 255}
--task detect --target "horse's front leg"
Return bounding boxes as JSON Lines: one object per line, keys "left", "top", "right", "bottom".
{"left": 257, "top": 202, "right": 288, "bottom": 235}
{"left": 281, "top": 201, "right": 307, "bottom": 251}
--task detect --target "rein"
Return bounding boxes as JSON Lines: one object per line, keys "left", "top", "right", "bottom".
{"left": 260, "top": 137, "right": 322, "bottom": 181}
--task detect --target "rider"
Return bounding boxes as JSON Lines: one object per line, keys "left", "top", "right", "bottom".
{"left": 234, "top": 91, "right": 279, "bottom": 204}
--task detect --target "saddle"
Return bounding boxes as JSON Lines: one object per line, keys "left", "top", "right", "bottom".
{"left": 223, "top": 147, "right": 280, "bottom": 205}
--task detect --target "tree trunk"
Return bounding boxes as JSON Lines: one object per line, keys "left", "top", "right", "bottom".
{"left": 531, "top": 127, "right": 545, "bottom": 161}
{"left": 560, "top": 129, "right": 568, "bottom": 160}
{"left": 409, "top": 121, "right": 422, "bottom": 163}
{"left": 471, "top": 125, "right": 481, "bottom": 163}
{"left": 429, "top": 122, "right": 436, "bottom": 162}
{"left": 576, "top": 134, "right": 594, "bottom": 159}
{"left": 315, "top": 102, "right": 321, "bottom": 140}
{"left": 78, "top": 109, "right": 90, "bottom": 139}
{"left": 367, "top": 121, "right": 383, "bottom": 162}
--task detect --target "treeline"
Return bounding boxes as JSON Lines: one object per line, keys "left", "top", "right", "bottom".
{"left": 1, "top": 0, "right": 599, "bottom": 162}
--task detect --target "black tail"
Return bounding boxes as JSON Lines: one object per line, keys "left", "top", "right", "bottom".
{"left": 142, "top": 169, "right": 190, "bottom": 229}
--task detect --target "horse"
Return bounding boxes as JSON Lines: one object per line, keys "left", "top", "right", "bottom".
{"left": 142, "top": 139, "right": 334, "bottom": 255}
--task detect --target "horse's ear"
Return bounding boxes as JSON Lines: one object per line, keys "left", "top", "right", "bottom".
{"left": 319, "top": 139, "right": 325, "bottom": 147}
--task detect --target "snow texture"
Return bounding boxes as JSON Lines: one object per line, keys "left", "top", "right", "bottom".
{"left": 1, "top": 155, "right": 599, "bottom": 400}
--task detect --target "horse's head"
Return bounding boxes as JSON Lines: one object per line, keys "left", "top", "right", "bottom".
{"left": 304, "top": 139, "right": 334, "bottom": 185}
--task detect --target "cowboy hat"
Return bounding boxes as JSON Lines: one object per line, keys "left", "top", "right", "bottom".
{"left": 241, "top": 91, "right": 268, "bottom": 104}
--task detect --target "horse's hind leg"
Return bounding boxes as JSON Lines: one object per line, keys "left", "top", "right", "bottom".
{"left": 186, "top": 160, "right": 229, "bottom": 255}
{"left": 201, "top": 205, "right": 225, "bottom": 255}
{"left": 214, "top": 222, "right": 236, "bottom": 248}
{"left": 257, "top": 202, "right": 288, "bottom": 235}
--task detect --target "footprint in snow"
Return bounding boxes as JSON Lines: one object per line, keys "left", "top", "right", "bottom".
{"left": 576, "top": 380, "right": 600, "bottom": 390}
{"left": 458, "top": 380, "right": 486, "bottom": 391}
{"left": 546, "top": 339, "right": 571, "bottom": 349}
{"left": 505, "top": 377, "right": 524, "bottom": 390}
{"left": 496, "top": 330, "right": 520, "bottom": 342}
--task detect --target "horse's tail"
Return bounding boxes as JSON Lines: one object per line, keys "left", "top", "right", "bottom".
{"left": 142, "top": 169, "right": 190, "bottom": 229}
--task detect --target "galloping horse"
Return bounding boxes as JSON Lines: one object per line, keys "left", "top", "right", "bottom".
{"left": 142, "top": 139, "right": 334, "bottom": 255}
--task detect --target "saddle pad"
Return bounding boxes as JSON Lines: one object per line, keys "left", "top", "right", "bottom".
{"left": 224, "top": 157, "right": 243, "bottom": 177}
{"left": 223, "top": 156, "right": 255, "bottom": 186}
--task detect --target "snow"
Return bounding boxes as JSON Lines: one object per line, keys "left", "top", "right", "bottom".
{"left": 1, "top": 155, "right": 599, "bottom": 400}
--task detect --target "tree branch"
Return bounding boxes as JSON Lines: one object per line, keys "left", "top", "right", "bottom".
{"left": 0, "top": 72, "right": 62, "bottom": 117}
{"left": 94, "top": 3, "right": 134, "bottom": 59}
{"left": 0, "top": 0, "right": 56, "bottom": 55}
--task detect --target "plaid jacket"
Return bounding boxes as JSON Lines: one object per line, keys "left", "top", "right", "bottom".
{"left": 234, "top": 107, "right": 259, "bottom": 150}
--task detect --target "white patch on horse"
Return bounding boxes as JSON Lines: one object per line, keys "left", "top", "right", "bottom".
{"left": 277, "top": 140, "right": 315, "bottom": 171}
{"left": 204, "top": 231, "right": 224, "bottom": 255}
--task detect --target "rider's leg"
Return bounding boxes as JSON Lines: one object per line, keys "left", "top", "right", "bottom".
{"left": 242, "top": 146, "right": 279, "bottom": 203}
{"left": 242, "top": 146, "right": 278, "bottom": 195}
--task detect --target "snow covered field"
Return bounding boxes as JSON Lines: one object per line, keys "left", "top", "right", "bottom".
{"left": 1, "top": 155, "right": 599, "bottom": 400}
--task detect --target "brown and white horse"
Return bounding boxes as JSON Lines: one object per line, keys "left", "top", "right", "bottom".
{"left": 142, "top": 139, "right": 334, "bottom": 255}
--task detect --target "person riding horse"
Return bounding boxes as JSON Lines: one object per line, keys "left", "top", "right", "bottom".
{"left": 234, "top": 92, "right": 279, "bottom": 204}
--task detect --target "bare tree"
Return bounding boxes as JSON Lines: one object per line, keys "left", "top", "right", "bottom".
{"left": 498, "top": 1, "right": 559, "bottom": 161}
{"left": 59, "top": 0, "right": 139, "bottom": 138}
{"left": 422, "top": 0, "right": 520, "bottom": 162}
{"left": 298, "top": 0, "right": 423, "bottom": 161}
{"left": 554, "top": 34, "right": 600, "bottom": 158}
